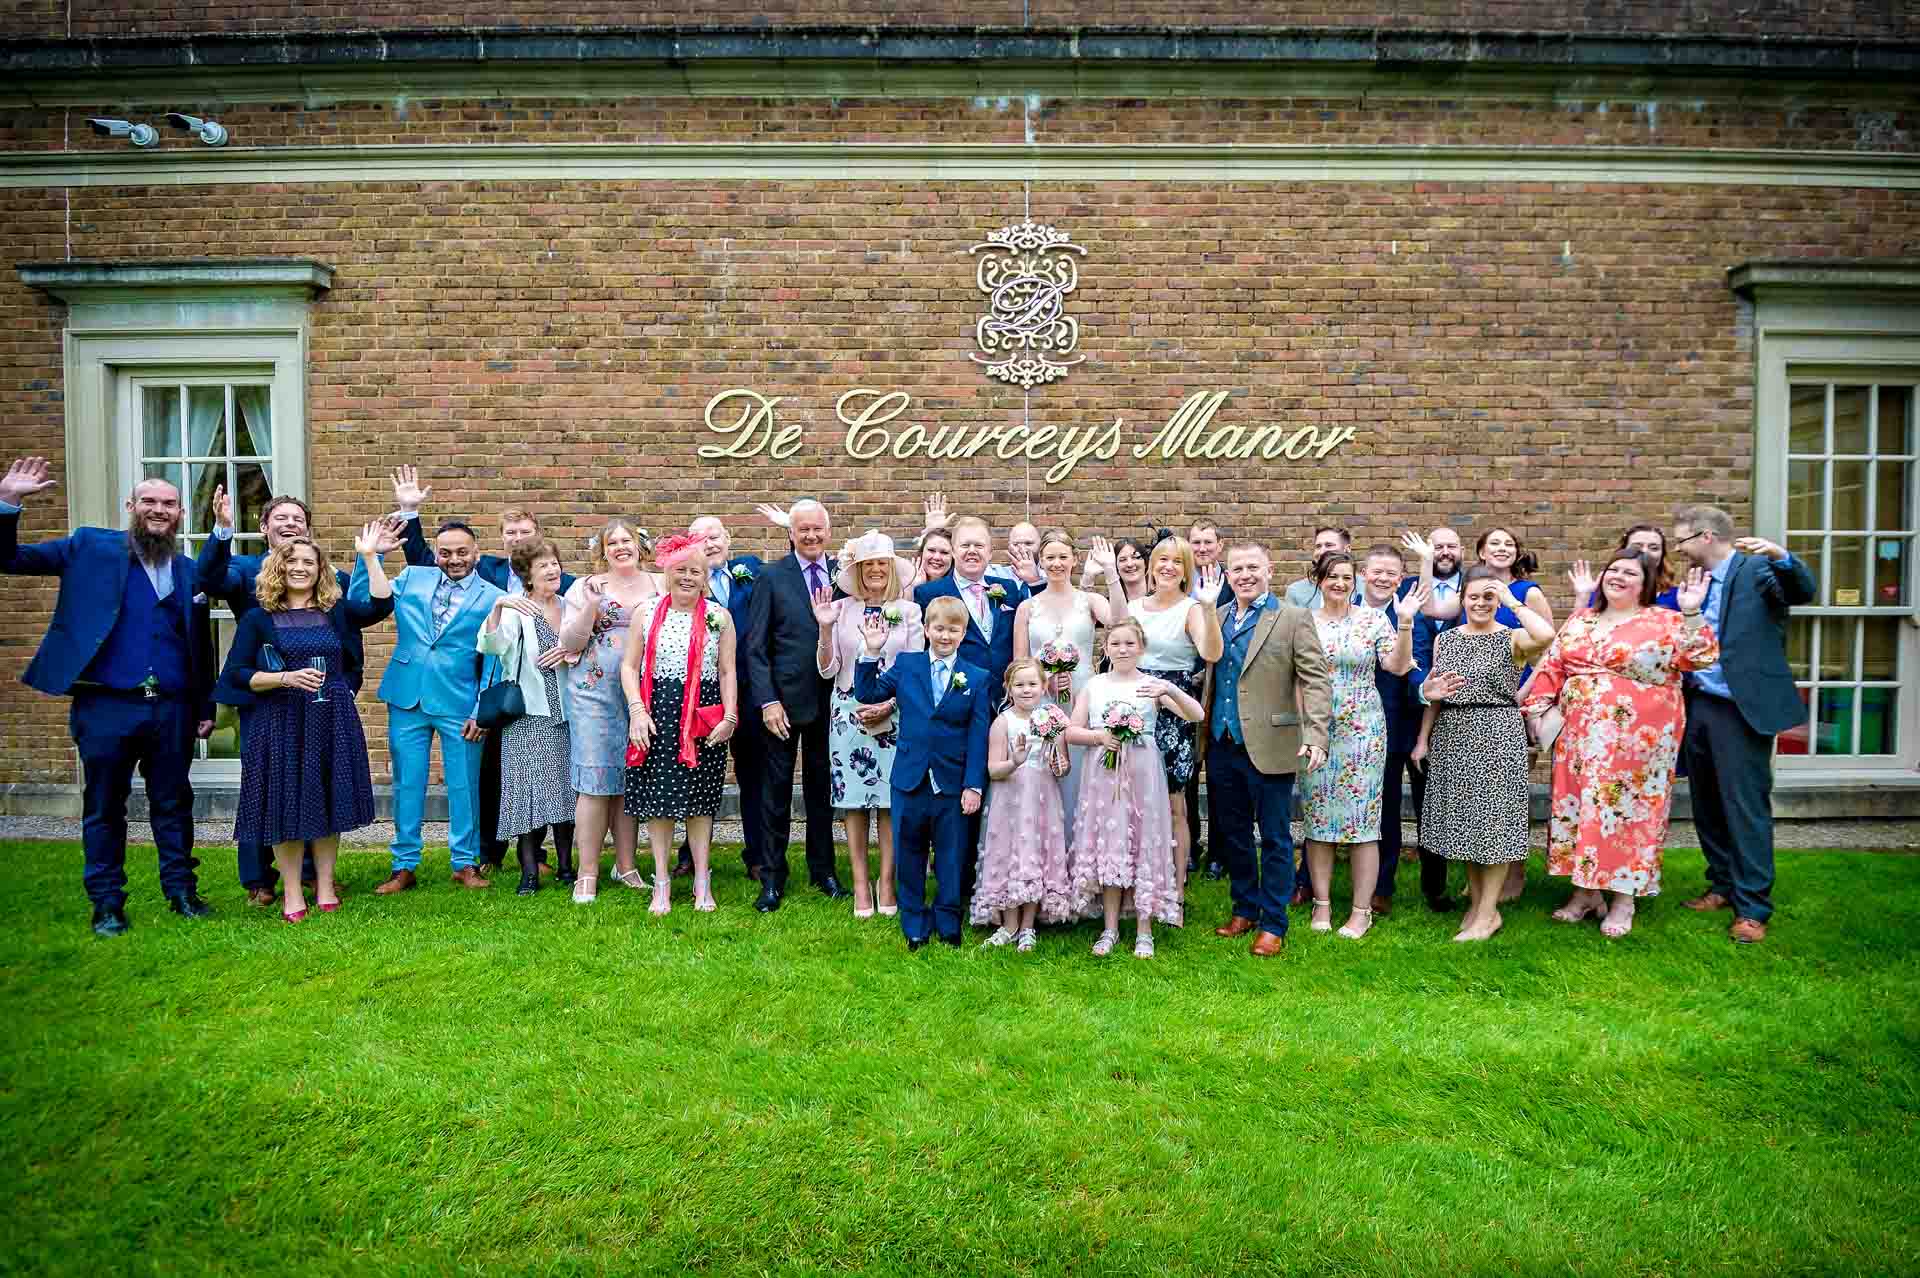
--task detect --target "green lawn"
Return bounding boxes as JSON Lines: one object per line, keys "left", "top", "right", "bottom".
{"left": 3, "top": 840, "right": 1918, "bottom": 1276}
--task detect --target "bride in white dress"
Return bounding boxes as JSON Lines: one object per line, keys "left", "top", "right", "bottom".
{"left": 1012, "top": 529, "right": 1116, "bottom": 844}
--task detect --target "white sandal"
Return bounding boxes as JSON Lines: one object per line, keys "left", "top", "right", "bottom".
{"left": 981, "top": 926, "right": 1014, "bottom": 948}
{"left": 571, "top": 874, "right": 598, "bottom": 905}
{"left": 1337, "top": 906, "right": 1374, "bottom": 940}
{"left": 1091, "top": 929, "right": 1118, "bottom": 957}
{"left": 1015, "top": 928, "right": 1037, "bottom": 953}
{"left": 1133, "top": 934, "right": 1155, "bottom": 959}
{"left": 611, "top": 867, "right": 649, "bottom": 891}
{"left": 1310, "top": 898, "right": 1333, "bottom": 933}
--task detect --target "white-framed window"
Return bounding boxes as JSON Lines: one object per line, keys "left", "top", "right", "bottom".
{"left": 18, "top": 258, "right": 329, "bottom": 780}
{"left": 1780, "top": 378, "right": 1916, "bottom": 762}
{"left": 1735, "top": 259, "right": 1920, "bottom": 774}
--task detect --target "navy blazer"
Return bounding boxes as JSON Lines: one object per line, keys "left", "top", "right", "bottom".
{"left": 1700, "top": 551, "right": 1818, "bottom": 737}
{"left": 855, "top": 649, "right": 991, "bottom": 795}
{"left": 399, "top": 515, "right": 577, "bottom": 596}
{"left": 195, "top": 530, "right": 369, "bottom": 692}
{"left": 1373, "top": 587, "right": 1423, "bottom": 755}
{"left": 215, "top": 592, "right": 395, "bottom": 707}
{"left": 912, "top": 573, "right": 1030, "bottom": 692}
{"left": 745, "top": 552, "right": 838, "bottom": 727}
{"left": 711, "top": 554, "right": 763, "bottom": 634}
{"left": 0, "top": 511, "right": 214, "bottom": 710}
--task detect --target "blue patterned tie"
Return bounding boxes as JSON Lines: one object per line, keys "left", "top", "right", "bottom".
{"left": 931, "top": 658, "right": 948, "bottom": 706}
{"left": 432, "top": 577, "right": 457, "bottom": 638}
{"left": 711, "top": 567, "right": 729, "bottom": 606}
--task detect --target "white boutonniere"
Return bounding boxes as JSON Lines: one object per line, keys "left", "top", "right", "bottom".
{"left": 949, "top": 670, "right": 968, "bottom": 690}
{"left": 881, "top": 602, "right": 904, "bottom": 625}
{"left": 729, "top": 564, "right": 754, "bottom": 583}
{"left": 705, "top": 612, "right": 723, "bottom": 634}
{"left": 985, "top": 584, "right": 1007, "bottom": 602}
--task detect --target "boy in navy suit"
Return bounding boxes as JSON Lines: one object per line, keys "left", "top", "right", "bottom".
{"left": 854, "top": 595, "right": 991, "bottom": 949}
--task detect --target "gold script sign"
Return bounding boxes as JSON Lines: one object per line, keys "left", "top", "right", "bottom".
{"left": 700, "top": 388, "right": 1359, "bottom": 484}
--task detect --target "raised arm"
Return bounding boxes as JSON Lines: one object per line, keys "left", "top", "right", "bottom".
{"left": 1088, "top": 536, "right": 1130, "bottom": 624}
{"left": 559, "top": 577, "right": 601, "bottom": 654}
{"left": 1185, "top": 597, "right": 1223, "bottom": 664}
{"left": 0, "top": 458, "right": 72, "bottom": 576}
{"left": 1499, "top": 583, "right": 1558, "bottom": 662}
{"left": 391, "top": 465, "right": 435, "bottom": 569}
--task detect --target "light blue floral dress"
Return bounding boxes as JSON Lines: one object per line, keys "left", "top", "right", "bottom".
{"left": 564, "top": 592, "right": 633, "bottom": 797}
{"left": 1302, "top": 607, "right": 1395, "bottom": 843}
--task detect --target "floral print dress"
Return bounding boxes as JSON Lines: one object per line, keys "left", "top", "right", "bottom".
{"left": 1522, "top": 608, "right": 1720, "bottom": 897}
{"left": 1302, "top": 607, "right": 1396, "bottom": 843}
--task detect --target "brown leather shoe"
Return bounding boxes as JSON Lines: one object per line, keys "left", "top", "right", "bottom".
{"left": 1683, "top": 891, "right": 1731, "bottom": 912}
{"left": 246, "top": 887, "right": 276, "bottom": 908}
{"left": 1289, "top": 883, "right": 1309, "bottom": 907}
{"left": 373, "top": 870, "right": 417, "bottom": 895}
{"left": 1250, "top": 930, "right": 1285, "bottom": 957}
{"left": 1729, "top": 917, "right": 1767, "bottom": 944}
{"left": 1215, "top": 915, "right": 1256, "bottom": 938}
{"left": 1370, "top": 894, "right": 1393, "bottom": 918}
{"left": 538, "top": 861, "right": 556, "bottom": 879}
{"left": 450, "top": 866, "right": 493, "bottom": 890}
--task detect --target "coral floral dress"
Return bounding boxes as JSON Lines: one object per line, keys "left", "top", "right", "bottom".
{"left": 1521, "top": 608, "right": 1719, "bottom": 897}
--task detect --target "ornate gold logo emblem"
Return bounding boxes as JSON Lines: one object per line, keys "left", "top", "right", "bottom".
{"left": 969, "top": 221, "right": 1086, "bottom": 388}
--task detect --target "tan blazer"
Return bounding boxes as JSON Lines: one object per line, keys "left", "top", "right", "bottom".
{"left": 1198, "top": 599, "right": 1333, "bottom": 775}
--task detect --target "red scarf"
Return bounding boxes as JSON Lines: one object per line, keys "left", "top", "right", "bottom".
{"left": 638, "top": 596, "right": 724, "bottom": 768}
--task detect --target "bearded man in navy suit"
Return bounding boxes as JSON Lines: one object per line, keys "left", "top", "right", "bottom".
{"left": 0, "top": 458, "right": 216, "bottom": 937}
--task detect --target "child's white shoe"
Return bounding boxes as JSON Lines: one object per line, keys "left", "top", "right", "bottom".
{"left": 981, "top": 926, "right": 1015, "bottom": 948}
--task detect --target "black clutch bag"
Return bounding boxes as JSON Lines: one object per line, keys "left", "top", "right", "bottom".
{"left": 474, "top": 628, "right": 529, "bottom": 731}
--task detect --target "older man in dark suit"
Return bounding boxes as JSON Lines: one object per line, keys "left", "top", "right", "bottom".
{"left": 1672, "top": 504, "right": 1818, "bottom": 945}
{"left": 744, "top": 498, "right": 846, "bottom": 911}
{"left": 0, "top": 457, "right": 216, "bottom": 936}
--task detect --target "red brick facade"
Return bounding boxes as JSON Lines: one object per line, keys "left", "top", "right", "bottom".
{"left": 1, "top": 14, "right": 1917, "bottom": 792}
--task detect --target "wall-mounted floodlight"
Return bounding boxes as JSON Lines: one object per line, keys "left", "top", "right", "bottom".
{"left": 87, "top": 118, "right": 159, "bottom": 147}
{"left": 164, "top": 113, "right": 228, "bottom": 146}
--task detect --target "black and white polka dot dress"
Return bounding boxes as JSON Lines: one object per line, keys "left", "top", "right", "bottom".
{"left": 623, "top": 607, "right": 729, "bottom": 820}
{"left": 1420, "top": 626, "right": 1531, "bottom": 865}
{"left": 498, "top": 614, "right": 577, "bottom": 839}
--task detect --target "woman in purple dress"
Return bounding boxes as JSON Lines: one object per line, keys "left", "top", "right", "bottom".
{"left": 218, "top": 524, "right": 394, "bottom": 922}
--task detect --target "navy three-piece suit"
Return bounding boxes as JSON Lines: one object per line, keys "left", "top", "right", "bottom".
{"left": 855, "top": 649, "right": 991, "bottom": 945}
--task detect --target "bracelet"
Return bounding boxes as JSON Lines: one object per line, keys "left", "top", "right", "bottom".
{"left": 1681, "top": 608, "right": 1702, "bottom": 617}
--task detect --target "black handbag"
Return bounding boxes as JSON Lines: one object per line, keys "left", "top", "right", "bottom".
{"left": 474, "top": 624, "right": 529, "bottom": 731}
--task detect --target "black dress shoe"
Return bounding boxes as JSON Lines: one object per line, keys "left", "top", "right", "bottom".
{"left": 937, "top": 933, "right": 962, "bottom": 947}
{"left": 907, "top": 937, "right": 928, "bottom": 951}
{"left": 166, "top": 892, "right": 213, "bottom": 918}
{"left": 754, "top": 883, "right": 782, "bottom": 913}
{"left": 1204, "top": 860, "right": 1226, "bottom": 881}
{"left": 91, "top": 905, "right": 130, "bottom": 937}
{"left": 816, "top": 875, "right": 852, "bottom": 901}
{"left": 1426, "top": 894, "right": 1456, "bottom": 913}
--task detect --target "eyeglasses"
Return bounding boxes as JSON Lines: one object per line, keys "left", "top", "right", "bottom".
{"left": 1673, "top": 530, "right": 1709, "bottom": 548}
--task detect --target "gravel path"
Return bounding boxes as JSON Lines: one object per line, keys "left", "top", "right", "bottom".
{"left": 5, "top": 816, "right": 1916, "bottom": 852}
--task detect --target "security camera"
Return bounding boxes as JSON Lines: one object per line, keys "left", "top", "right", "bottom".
{"left": 87, "top": 118, "right": 158, "bottom": 147}
{"left": 164, "top": 113, "right": 228, "bottom": 147}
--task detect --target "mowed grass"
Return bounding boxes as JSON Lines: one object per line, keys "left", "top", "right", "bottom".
{"left": 2, "top": 839, "right": 1918, "bottom": 1276}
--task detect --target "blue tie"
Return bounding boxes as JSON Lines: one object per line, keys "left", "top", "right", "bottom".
{"left": 931, "top": 658, "right": 948, "bottom": 706}
{"left": 710, "top": 567, "right": 729, "bottom": 606}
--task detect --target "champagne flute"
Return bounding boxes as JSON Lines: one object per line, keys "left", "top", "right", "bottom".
{"left": 308, "top": 655, "right": 329, "bottom": 703}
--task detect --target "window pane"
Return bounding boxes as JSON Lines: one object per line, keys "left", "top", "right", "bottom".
{"left": 233, "top": 385, "right": 273, "bottom": 461}
{"left": 1829, "top": 535, "right": 1866, "bottom": 606}
{"left": 1777, "top": 688, "right": 1811, "bottom": 756}
{"left": 187, "top": 386, "right": 225, "bottom": 456}
{"left": 1860, "top": 686, "right": 1899, "bottom": 755}
{"left": 205, "top": 617, "right": 243, "bottom": 760}
{"left": 1833, "top": 460, "right": 1868, "bottom": 530}
{"left": 1875, "top": 460, "right": 1911, "bottom": 533}
{"left": 1817, "top": 686, "right": 1857, "bottom": 755}
{"left": 1789, "top": 385, "right": 1826, "bottom": 453}
{"left": 186, "top": 463, "right": 224, "bottom": 538}
{"left": 1877, "top": 386, "right": 1912, "bottom": 455}
{"left": 1788, "top": 459, "right": 1824, "bottom": 529}
{"left": 1874, "top": 536, "right": 1909, "bottom": 607}
{"left": 141, "top": 461, "right": 184, "bottom": 498}
{"left": 233, "top": 462, "right": 273, "bottom": 534}
{"left": 1786, "top": 616, "right": 1813, "bottom": 680}
{"left": 1787, "top": 535, "right": 1824, "bottom": 602}
{"left": 1819, "top": 617, "right": 1856, "bottom": 680}
{"left": 1862, "top": 618, "right": 1901, "bottom": 681}
{"left": 142, "top": 386, "right": 181, "bottom": 457}
{"left": 1834, "top": 386, "right": 1872, "bottom": 454}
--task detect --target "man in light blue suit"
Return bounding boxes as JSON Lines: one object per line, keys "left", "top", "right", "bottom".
{"left": 352, "top": 518, "right": 503, "bottom": 893}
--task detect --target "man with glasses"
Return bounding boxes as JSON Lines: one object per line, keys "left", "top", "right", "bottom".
{"left": 1669, "top": 505, "right": 1816, "bottom": 944}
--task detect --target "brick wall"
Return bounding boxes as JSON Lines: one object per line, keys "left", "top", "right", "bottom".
{"left": 3, "top": 1, "right": 1913, "bottom": 40}
{"left": 3, "top": 162, "right": 1917, "bottom": 784}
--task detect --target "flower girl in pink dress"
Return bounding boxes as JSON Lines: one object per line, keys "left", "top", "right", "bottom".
{"left": 972, "top": 660, "right": 1073, "bottom": 951}
{"left": 1065, "top": 619, "right": 1206, "bottom": 959}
